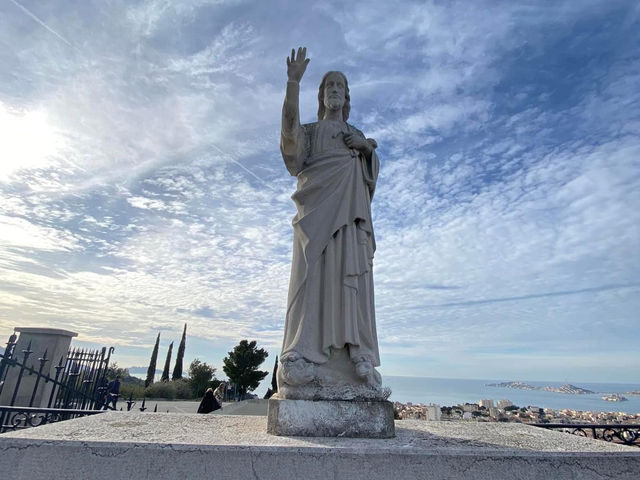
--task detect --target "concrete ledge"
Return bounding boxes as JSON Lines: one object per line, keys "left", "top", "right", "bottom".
{"left": 1, "top": 412, "right": 638, "bottom": 480}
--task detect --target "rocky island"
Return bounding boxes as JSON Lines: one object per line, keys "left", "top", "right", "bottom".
{"left": 487, "top": 382, "right": 595, "bottom": 394}
{"left": 543, "top": 384, "right": 595, "bottom": 394}
{"left": 602, "top": 394, "right": 628, "bottom": 402}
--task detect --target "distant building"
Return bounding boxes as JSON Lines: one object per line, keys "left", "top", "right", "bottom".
{"left": 497, "top": 399, "right": 513, "bottom": 409}
{"left": 463, "top": 403, "right": 478, "bottom": 413}
{"left": 479, "top": 399, "right": 494, "bottom": 409}
{"left": 425, "top": 404, "right": 441, "bottom": 421}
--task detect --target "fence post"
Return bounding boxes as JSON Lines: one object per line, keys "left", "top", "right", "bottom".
{"left": 10, "top": 341, "right": 34, "bottom": 406}
{"left": 28, "top": 349, "right": 49, "bottom": 407}
{"left": 0, "top": 333, "right": 18, "bottom": 397}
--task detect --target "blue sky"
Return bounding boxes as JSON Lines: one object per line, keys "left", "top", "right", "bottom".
{"left": 0, "top": 0, "right": 638, "bottom": 386}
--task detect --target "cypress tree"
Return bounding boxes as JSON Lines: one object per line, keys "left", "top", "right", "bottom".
{"left": 172, "top": 323, "right": 187, "bottom": 380}
{"left": 145, "top": 333, "right": 160, "bottom": 387}
{"left": 161, "top": 342, "right": 173, "bottom": 382}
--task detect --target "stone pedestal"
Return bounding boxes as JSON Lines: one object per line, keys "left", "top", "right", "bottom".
{"left": 0, "top": 327, "right": 77, "bottom": 407}
{"left": 267, "top": 398, "right": 395, "bottom": 438}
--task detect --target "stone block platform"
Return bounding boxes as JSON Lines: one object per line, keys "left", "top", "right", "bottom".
{"left": 1, "top": 412, "right": 638, "bottom": 479}
{"left": 267, "top": 398, "right": 395, "bottom": 437}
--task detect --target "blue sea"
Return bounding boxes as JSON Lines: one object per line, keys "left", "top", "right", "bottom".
{"left": 382, "top": 376, "right": 640, "bottom": 414}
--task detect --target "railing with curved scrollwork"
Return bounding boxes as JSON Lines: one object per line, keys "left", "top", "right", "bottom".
{"left": 0, "top": 406, "right": 104, "bottom": 433}
{"left": 0, "top": 332, "right": 117, "bottom": 434}
{"left": 532, "top": 423, "right": 640, "bottom": 447}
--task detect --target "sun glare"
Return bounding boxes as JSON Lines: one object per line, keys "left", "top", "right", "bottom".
{"left": 0, "top": 102, "right": 66, "bottom": 179}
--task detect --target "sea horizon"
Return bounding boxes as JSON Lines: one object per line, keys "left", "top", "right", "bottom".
{"left": 381, "top": 375, "right": 640, "bottom": 414}
{"left": 126, "top": 368, "right": 640, "bottom": 414}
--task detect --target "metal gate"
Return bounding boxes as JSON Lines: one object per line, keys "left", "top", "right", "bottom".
{"left": 0, "top": 333, "right": 115, "bottom": 433}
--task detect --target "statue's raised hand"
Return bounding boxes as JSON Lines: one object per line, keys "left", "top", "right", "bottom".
{"left": 287, "top": 47, "right": 310, "bottom": 83}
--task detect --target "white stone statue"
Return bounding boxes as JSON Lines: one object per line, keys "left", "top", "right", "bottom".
{"left": 277, "top": 47, "right": 383, "bottom": 401}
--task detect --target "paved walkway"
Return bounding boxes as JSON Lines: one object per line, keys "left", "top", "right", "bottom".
{"left": 215, "top": 399, "right": 268, "bottom": 416}
{"left": 129, "top": 399, "right": 268, "bottom": 415}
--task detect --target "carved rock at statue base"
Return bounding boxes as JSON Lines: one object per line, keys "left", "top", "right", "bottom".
{"left": 276, "top": 347, "right": 385, "bottom": 401}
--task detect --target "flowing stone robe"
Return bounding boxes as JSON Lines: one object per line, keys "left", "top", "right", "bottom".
{"left": 281, "top": 112, "right": 380, "bottom": 369}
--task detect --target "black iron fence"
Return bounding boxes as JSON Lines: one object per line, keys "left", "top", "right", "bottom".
{"left": 0, "top": 333, "right": 116, "bottom": 433}
{"left": 532, "top": 423, "right": 640, "bottom": 447}
{"left": 0, "top": 406, "right": 105, "bottom": 432}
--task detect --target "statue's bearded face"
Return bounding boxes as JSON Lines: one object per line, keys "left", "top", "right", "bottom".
{"left": 323, "top": 72, "right": 346, "bottom": 113}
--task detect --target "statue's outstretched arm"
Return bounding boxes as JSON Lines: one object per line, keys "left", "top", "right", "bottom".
{"left": 283, "top": 47, "right": 310, "bottom": 135}
{"left": 281, "top": 48, "right": 310, "bottom": 175}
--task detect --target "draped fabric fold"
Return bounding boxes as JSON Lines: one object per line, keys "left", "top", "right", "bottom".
{"left": 281, "top": 121, "right": 380, "bottom": 366}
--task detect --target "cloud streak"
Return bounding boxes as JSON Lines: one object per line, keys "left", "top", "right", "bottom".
{"left": 7, "top": 0, "right": 75, "bottom": 49}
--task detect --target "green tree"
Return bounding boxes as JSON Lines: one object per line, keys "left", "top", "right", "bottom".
{"left": 222, "top": 340, "right": 269, "bottom": 398}
{"left": 145, "top": 333, "right": 160, "bottom": 388}
{"left": 188, "top": 358, "right": 217, "bottom": 397}
{"left": 172, "top": 323, "right": 187, "bottom": 380}
{"left": 161, "top": 342, "right": 173, "bottom": 382}
{"left": 106, "top": 362, "right": 129, "bottom": 381}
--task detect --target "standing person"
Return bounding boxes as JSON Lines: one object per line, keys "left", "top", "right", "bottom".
{"left": 278, "top": 47, "right": 382, "bottom": 399}
{"left": 105, "top": 376, "right": 121, "bottom": 410}
{"left": 197, "top": 387, "right": 221, "bottom": 414}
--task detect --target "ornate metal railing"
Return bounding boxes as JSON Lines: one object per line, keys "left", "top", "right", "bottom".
{"left": 532, "top": 423, "right": 640, "bottom": 447}
{"left": 0, "top": 335, "right": 115, "bottom": 410}
{"left": 0, "top": 333, "right": 117, "bottom": 433}
{"left": 0, "top": 406, "right": 105, "bottom": 433}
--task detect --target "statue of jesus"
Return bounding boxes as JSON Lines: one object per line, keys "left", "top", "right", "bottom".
{"left": 277, "top": 47, "right": 383, "bottom": 400}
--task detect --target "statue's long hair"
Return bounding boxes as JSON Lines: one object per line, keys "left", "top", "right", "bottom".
{"left": 317, "top": 71, "right": 351, "bottom": 121}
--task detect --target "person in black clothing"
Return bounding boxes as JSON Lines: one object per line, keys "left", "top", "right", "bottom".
{"left": 197, "top": 387, "right": 221, "bottom": 414}
{"left": 105, "top": 376, "right": 121, "bottom": 410}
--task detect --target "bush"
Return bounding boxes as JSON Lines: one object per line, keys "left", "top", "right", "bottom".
{"left": 120, "top": 383, "right": 145, "bottom": 400}
{"left": 143, "top": 380, "right": 201, "bottom": 400}
{"left": 174, "top": 379, "right": 194, "bottom": 399}
{"left": 145, "top": 381, "right": 176, "bottom": 399}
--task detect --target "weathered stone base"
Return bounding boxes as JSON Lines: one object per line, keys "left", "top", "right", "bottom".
{"left": 267, "top": 398, "right": 395, "bottom": 438}
{"left": 1, "top": 412, "right": 639, "bottom": 480}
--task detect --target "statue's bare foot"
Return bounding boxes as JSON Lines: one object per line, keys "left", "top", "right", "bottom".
{"left": 279, "top": 352, "right": 315, "bottom": 386}
{"left": 354, "top": 357, "right": 382, "bottom": 387}
{"left": 355, "top": 359, "right": 371, "bottom": 378}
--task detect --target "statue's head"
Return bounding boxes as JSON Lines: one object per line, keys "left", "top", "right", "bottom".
{"left": 317, "top": 71, "right": 351, "bottom": 121}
